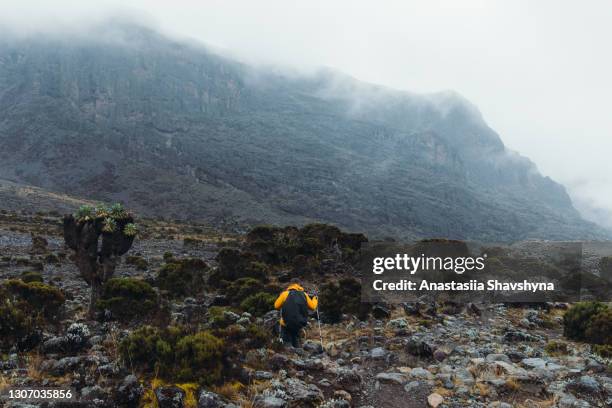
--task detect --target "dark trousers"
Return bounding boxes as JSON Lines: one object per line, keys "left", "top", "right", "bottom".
{"left": 281, "top": 325, "right": 301, "bottom": 347}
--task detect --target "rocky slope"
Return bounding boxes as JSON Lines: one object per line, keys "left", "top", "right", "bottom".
{"left": 0, "top": 23, "right": 607, "bottom": 241}
{"left": 0, "top": 210, "right": 610, "bottom": 408}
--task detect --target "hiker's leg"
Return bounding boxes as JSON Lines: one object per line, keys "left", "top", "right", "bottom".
{"left": 291, "top": 328, "right": 300, "bottom": 348}
{"left": 281, "top": 326, "right": 292, "bottom": 344}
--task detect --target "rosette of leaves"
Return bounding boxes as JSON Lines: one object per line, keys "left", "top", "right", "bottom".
{"left": 102, "top": 217, "right": 117, "bottom": 233}
{"left": 123, "top": 223, "right": 138, "bottom": 237}
{"left": 75, "top": 205, "right": 95, "bottom": 222}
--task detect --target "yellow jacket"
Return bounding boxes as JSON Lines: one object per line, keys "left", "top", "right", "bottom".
{"left": 274, "top": 283, "right": 318, "bottom": 326}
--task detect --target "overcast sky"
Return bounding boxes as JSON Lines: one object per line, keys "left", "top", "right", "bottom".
{"left": 1, "top": 0, "right": 611, "bottom": 228}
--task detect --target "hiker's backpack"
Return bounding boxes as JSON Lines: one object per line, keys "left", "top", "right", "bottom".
{"left": 281, "top": 290, "right": 308, "bottom": 331}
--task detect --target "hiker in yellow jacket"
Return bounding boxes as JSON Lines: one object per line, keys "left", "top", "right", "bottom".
{"left": 274, "top": 283, "right": 318, "bottom": 347}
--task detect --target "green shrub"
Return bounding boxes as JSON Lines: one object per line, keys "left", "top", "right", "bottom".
{"left": 240, "top": 292, "right": 276, "bottom": 317}
{"left": 211, "top": 249, "right": 267, "bottom": 287}
{"left": 243, "top": 262, "right": 270, "bottom": 280}
{"left": 120, "top": 326, "right": 224, "bottom": 386}
{"left": 593, "top": 344, "right": 612, "bottom": 358}
{"left": 163, "top": 251, "right": 174, "bottom": 261}
{"left": 3, "top": 279, "right": 64, "bottom": 320}
{"left": 207, "top": 306, "right": 236, "bottom": 329}
{"left": 125, "top": 255, "right": 149, "bottom": 271}
{"left": 337, "top": 232, "right": 368, "bottom": 252}
{"left": 183, "top": 237, "right": 204, "bottom": 248}
{"left": 44, "top": 253, "right": 61, "bottom": 264}
{"left": 563, "top": 302, "right": 608, "bottom": 341}
{"left": 20, "top": 271, "right": 43, "bottom": 283}
{"left": 299, "top": 223, "right": 341, "bottom": 248}
{"left": 585, "top": 308, "right": 612, "bottom": 345}
{"left": 215, "top": 323, "right": 269, "bottom": 350}
{"left": 299, "top": 237, "right": 324, "bottom": 256}
{"left": 0, "top": 289, "right": 39, "bottom": 351}
{"left": 96, "top": 278, "right": 157, "bottom": 321}
{"left": 225, "top": 278, "right": 265, "bottom": 303}
{"left": 156, "top": 258, "right": 207, "bottom": 297}
{"left": 174, "top": 331, "right": 224, "bottom": 385}
{"left": 319, "top": 277, "right": 370, "bottom": 323}
{"left": 119, "top": 326, "right": 175, "bottom": 371}
{"left": 545, "top": 341, "right": 568, "bottom": 356}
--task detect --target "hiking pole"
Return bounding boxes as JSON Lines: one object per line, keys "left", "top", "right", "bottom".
{"left": 313, "top": 286, "right": 323, "bottom": 349}
{"left": 316, "top": 306, "right": 323, "bottom": 349}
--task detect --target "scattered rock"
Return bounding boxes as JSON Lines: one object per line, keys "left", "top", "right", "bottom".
{"left": 198, "top": 390, "right": 228, "bottom": 408}
{"left": 566, "top": 375, "right": 601, "bottom": 396}
{"left": 427, "top": 392, "right": 444, "bottom": 407}
{"left": 155, "top": 386, "right": 186, "bottom": 408}
{"left": 406, "top": 339, "right": 434, "bottom": 358}
{"left": 433, "top": 349, "right": 447, "bottom": 362}
{"left": 375, "top": 372, "right": 407, "bottom": 385}
{"left": 116, "top": 374, "right": 144, "bottom": 407}
{"left": 410, "top": 367, "right": 434, "bottom": 380}
{"left": 372, "top": 305, "right": 391, "bottom": 319}
{"left": 370, "top": 347, "right": 387, "bottom": 360}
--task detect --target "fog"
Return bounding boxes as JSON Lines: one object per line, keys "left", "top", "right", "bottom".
{"left": 1, "top": 0, "right": 611, "bottom": 228}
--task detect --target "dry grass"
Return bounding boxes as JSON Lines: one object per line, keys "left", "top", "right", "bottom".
{"left": 26, "top": 352, "right": 44, "bottom": 382}
{"left": 504, "top": 377, "right": 520, "bottom": 392}
{"left": 475, "top": 382, "right": 490, "bottom": 397}
{"left": 433, "top": 387, "right": 453, "bottom": 397}
{"left": 212, "top": 381, "right": 244, "bottom": 401}
{"left": 102, "top": 323, "right": 121, "bottom": 363}
{"left": 0, "top": 373, "right": 12, "bottom": 393}
{"left": 234, "top": 379, "right": 271, "bottom": 408}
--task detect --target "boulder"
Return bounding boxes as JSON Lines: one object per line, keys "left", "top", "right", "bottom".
{"left": 155, "top": 386, "right": 186, "bottom": 408}
{"left": 198, "top": 390, "right": 228, "bottom": 408}
{"left": 116, "top": 374, "right": 144, "bottom": 407}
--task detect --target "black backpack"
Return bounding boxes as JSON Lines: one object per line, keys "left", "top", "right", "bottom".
{"left": 281, "top": 290, "right": 308, "bottom": 331}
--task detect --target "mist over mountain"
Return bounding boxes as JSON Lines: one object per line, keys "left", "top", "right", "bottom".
{"left": 0, "top": 22, "right": 607, "bottom": 241}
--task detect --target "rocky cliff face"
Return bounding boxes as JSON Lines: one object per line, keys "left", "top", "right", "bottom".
{"left": 0, "top": 23, "right": 606, "bottom": 240}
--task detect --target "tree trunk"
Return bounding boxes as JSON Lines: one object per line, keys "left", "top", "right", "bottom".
{"left": 89, "top": 279, "right": 101, "bottom": 319}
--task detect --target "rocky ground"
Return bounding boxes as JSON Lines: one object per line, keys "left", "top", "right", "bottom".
{"left": 0, "top": 210, "right": 610, "bottom": 408}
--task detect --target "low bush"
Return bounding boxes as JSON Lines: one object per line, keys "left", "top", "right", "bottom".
{"left": 593, "top": 344, "right": 612, "bottom": 358}
{"left": 545, "top": 341, "right": 568, "bottom": 356}
{"left": 207, "top": 306, "right": 237, "bottom": 329}
{"left": 125, "top": 255, "right": 149, "bottom": 271}
{"left": 120, "top": 326, "right": 224, "bottom": 386}
{"left": 174, "top": 331, "right": 224, "bottom": 384}
{"left": 210, "top": 249, "right": 268, "bottom": 287}
{"left": 563, "top": 302, "right": 608, "bottom": 342}
{"left": 0, "top": 288, "right": 39, "bottom": 351}
{"left": 156, "top": 258, "right": 207, "bottom": 297}
{"left": 44, "top": 253, "right": 61, "bottom": 264}
{"left": 20, "top": 271, "right": 43, "bottom": 283}
{"left": 0, "top": 285, "right": 45, "bottom": 351}
{"left": 239, "top": 292, "right": 276, "bottom": 317}
{"left": 119, "top": 326, "right": 175, "bottom": 372}
{"left": 215, "top": 323, "right": 269, "bottom": 354}
{"left": 319, "top": 277, "right": 370, "bottom": 323}
{"left": 183, "top": 237, "right": 204, "bottom": 248}
{"left": 225, "top": 278, "right": 265, "bottom": 302}
{"left": 96, "top": 278, "right": 157, "bottom": 321}
{"left": 585, "top": 308, "right": 612, "bottom": 345}
{"left": 3, "top": 279, "right": 64, "bottom": 320}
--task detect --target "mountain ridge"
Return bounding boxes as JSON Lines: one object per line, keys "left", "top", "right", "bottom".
{"left": 0, "top": 22, "right": 607, "bottom": 241}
